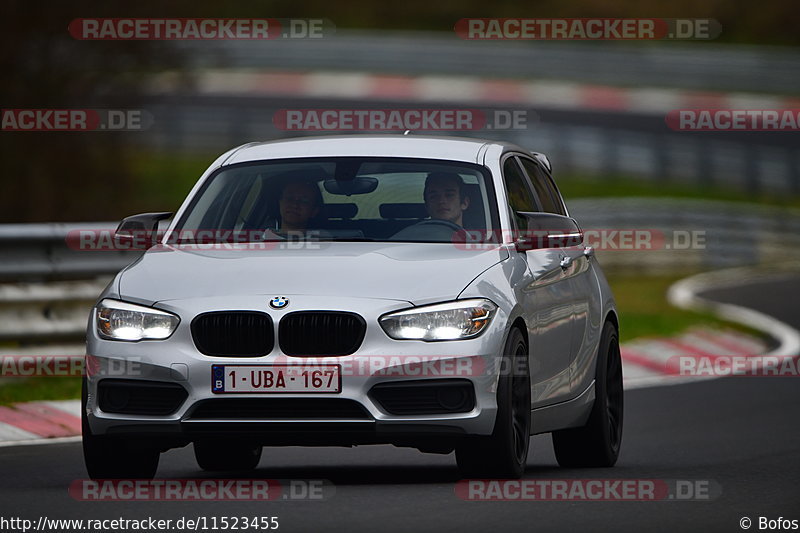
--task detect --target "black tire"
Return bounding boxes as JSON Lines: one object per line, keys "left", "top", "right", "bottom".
{"left": 552, "top": 320, "right": 624, "bottom": 467}
{"left": 456, "top": 327, "right": 531, "bottom": 479}
{"left": 194, "top": 440, "right": 263, "bottom": 472}
{"left": 82, "top": 379, "right": 160, "bottom": 480}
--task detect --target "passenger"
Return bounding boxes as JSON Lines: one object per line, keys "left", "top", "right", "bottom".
{"left": 276, "top": 180, "right": 323, "bottom": 235}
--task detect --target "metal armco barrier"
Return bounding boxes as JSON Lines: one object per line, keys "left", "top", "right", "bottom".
{"left": 568, "top": 198, "right": 800, "bottom": 273}
{"left": 0, "top": 223, "right": 141, "bottom": 281}
{"left": 0, "top": 279, "right": 106, "bottom": 341}
{"left": 0, "top": 198, "right": 799, "bottom": 343}
{"left": 1, "top": 199, "right": 799, "bottom": 280}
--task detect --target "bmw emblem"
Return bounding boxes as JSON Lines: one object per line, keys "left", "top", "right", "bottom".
{"left": 269, "top": 296, "right": 289, "bottom": 310}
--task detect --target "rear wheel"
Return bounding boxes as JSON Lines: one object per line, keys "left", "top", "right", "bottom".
{"left": 456, "top": 327, "right": 531, "bottom": 479}
{"left": 552, "top": 320, "right": 623, "bottom": 467}
{"left": 82, "top": 379, "right": 160, "bottom": 480}
{"left": 194, "top": 440, "right": 263, "bottom": 471}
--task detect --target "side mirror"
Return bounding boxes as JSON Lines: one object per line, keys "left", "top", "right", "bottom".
{"left": 115, "top": 212, "right": 172, "bottom": 250}
{"left": 514, "top": 212, "right": 583, "bottom": 251}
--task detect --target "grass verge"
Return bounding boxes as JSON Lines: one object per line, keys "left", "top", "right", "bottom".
{"left": 0, "top": 377, "right": 81, "bottom": 407}
{"left": 607, "top": 273, "right": 765, "bottom": 343}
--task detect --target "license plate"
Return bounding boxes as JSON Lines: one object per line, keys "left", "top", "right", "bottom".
{"left": 212, "top": 365, "right": 341, "bottom": 394}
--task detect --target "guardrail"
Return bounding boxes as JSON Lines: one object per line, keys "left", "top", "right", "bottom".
{"left": 0, "top": 223, "right": 139, "bottom": 281}
{"left": 569, "top": 198, "right": 800, "bottom": 273}
{"left": 0, "top": 280, "right": 104, "bottom": 341}
{"left": 1, "top": 199, "right": 799, "bottom": 281}
{"left": 0, "top": 198, "right": 800, "bottom": 343}
{"left": 1, "top": 198, "right": 799, "bottom": 344}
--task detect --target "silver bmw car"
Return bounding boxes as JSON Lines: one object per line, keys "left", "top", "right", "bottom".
{"left": 83, "top": 135, "right": 622, "bottom": 480}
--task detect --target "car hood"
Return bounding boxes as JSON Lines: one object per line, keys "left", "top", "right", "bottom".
{"left": 118, "top": 242, "right": 509, "bottom": 306}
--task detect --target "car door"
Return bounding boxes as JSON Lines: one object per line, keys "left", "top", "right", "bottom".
{"left": 518, "top": 156, "right": 601, "bottom": 396}
{"left": 501, "top": 155, "right": 574, "bottom": 407}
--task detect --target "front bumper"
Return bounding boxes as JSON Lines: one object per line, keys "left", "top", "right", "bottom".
{"left": 85, "top": 294, "right": 509, "bottom": 448}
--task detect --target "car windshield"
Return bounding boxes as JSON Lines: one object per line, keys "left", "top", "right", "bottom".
{"left": 170, "top": 157, "right": 500, "bottom": 244}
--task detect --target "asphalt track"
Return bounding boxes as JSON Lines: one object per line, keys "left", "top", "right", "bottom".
{"left": 0, "top": 274, "right": 798, "bottom": 533}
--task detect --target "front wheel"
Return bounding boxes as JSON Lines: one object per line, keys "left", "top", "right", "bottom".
{"left": 82, "top": 379, "right": 160, "bottom": 480}
{"left": 552, "top": 320, "right": 624, "bottom": 467}
{"left": 456, "top": 327, "right": 531, "bottom": 479}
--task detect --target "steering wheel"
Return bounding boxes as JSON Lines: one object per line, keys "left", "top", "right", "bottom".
{"left": 389, "top": 218, "right": 466, "bottom": 241}
{"left": 413, "top": 219, "right": 464, "bottom": 232}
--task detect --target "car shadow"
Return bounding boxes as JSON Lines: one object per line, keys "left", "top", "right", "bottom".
{"left": 168, "top": 460, "right": 576, "bottom": 486}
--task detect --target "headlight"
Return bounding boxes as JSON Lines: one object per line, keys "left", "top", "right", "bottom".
{"left": 379, "top": 299, "right": 497, "bottom": 341}
{"left": 96, "top": 299, "right": 180, "bottom": 341}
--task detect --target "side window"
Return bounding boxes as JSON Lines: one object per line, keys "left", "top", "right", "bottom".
{"left": 519, "top": 158, "right": 566, "bottom": 216}
{"left": 502, "top": 157, "right": 538, "bottom": 229}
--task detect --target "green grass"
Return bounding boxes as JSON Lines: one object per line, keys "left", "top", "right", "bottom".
{"left": 607, "top": 273, "right": 762, "bottom": 343}
{"left": 0, "top": 377, "right": 81, "bottom": 407}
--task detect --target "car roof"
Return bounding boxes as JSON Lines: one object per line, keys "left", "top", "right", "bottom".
{"left": 222, "top": 134, "right": 528, "bottom": 166}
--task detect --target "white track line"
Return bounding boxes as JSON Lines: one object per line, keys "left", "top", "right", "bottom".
{"left": 668, "top": 266, "right": 800, "bottom": 359}
{"left": 42, "top": 400, "right": 81, "bottom": 418}
{"left": 0, "top": 422, "right": 40, "bottom": 442}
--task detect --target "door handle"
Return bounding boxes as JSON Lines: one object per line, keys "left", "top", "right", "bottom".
{"left": 559, "top": 255, "right": 573, "bottom": 269}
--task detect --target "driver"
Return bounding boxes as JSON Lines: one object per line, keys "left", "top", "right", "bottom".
{"left": 278, "top": 180, "right": 323, "bottom": 234}
{"left": 388, "top": 172, "right": 471, "bottom": 241}
{"left": 423, "top": 172, "right": 470, "bottom": 227}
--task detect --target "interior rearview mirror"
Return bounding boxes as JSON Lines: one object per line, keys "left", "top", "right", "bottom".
{"left": 323, "top": 177, "right": 379, "bottom": 196}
